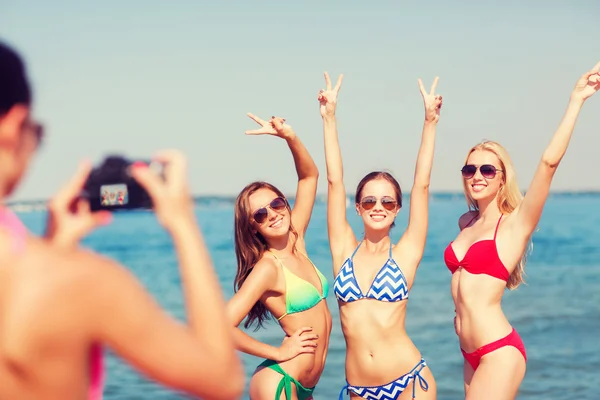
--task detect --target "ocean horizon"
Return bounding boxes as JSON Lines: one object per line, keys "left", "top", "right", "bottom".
{"left": 6, "top": 190, "right": 600, "bottom": 211}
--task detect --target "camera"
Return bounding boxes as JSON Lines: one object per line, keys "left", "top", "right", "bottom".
{"left": 83, "top": 155, "right": 163, "bottom": 212}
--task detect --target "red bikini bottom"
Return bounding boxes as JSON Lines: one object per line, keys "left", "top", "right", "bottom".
{"left": 461, "top": 328, "right": 527, "bottom": 371}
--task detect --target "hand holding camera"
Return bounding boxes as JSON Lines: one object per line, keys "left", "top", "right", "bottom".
{"left": 130, "top": 150, "right": 196, "bottom": 231}
{"left": 46, "top": 150, "right": 195, "bottom": 247}
{"left": 45, "top": 161, "right": 112, "bottom": 249}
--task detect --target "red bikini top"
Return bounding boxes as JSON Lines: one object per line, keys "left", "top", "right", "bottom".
{"left": 443, "top": 214, "right": 510, "bottom": 282}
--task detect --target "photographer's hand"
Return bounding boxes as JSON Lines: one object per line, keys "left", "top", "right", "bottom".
{"left": 45, "top": 161, "right": 112, "bottom": 248}
{"left": 130, "top": 150, "right": 195, "bottom": 231}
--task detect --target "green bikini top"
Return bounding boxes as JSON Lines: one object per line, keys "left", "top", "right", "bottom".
{"left": 269, "top": 250, "right": 329, "bottom": 321}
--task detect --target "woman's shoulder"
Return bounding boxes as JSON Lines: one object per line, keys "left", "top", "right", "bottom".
{"left": 251, "top": 254, "right": 281, "bottom": 278}
{"left": 243, "top": 254, "right": 284, "bottom": 294}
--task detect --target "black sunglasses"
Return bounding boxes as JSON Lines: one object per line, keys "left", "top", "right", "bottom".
{"left": 360, "top": 196, "right": 398, "bottom": 211}
{"left": 461, "top": 164, "right": 503, "bottom": 179}
{"left": 252, "top": 197, "right": 287, "bottom": 224}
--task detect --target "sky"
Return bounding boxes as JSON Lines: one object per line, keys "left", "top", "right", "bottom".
{"left": 1, "top": 1, "right": 599, "bottom": 201}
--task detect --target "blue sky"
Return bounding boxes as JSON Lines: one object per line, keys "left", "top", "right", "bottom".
{"left": 2, "top": 1, "right": 599, "bottom": 200}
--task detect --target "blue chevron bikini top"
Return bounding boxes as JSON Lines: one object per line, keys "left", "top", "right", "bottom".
{"left": 333, "top": 241, "right": 409, "bottom": 303}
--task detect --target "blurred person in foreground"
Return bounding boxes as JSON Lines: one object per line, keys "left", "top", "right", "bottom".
{"left": 0, "top": 40, "right": 244, "bottom": 400}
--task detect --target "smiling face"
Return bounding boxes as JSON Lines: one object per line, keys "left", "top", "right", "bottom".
{"left": 355, "top": 178, "right": 400, "bottom": 231}
{"left": 463, "top": 149, "right": 505, "bottom": 204}
{"left": 248, "top": 188, "right": 291, "bottom": 241}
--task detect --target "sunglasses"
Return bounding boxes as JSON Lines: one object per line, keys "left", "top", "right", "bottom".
{"left": 252, "top": 197, "right": 287, "bottom": 224}
{"left": 23, "top": 119, "right": 44, "bottom": 146}
{"left": 461, "top": 164, "right": 503, "bottom": 179}
{"left": 360, "top": 196, "right": 398, "bottom": 211}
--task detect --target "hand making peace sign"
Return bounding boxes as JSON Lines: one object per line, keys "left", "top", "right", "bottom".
{"left": 318, "top": 72, "right": 344, "bottom": 118}
{"left": 245, "top": 113, "right": 296, "bottom": 140}
{"left": 418, "top": 76, "right": 442, "bottom": 123}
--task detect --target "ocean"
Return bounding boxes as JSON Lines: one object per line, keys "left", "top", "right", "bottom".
{"left": 14, "top": 193, "right": 600, "bottom": 400}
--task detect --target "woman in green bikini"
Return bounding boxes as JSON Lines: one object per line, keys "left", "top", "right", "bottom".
{"left": 227, "top": 113, "right": 331, "bottom": 400}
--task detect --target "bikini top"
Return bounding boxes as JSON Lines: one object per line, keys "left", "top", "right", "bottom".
{"left": 0, "top": 206, "right": 27, "bottom": 251}
{"left": 333, "top": 241, "right": 409, "bottom": 303}
{"left": 270, "top": 251, "right": 329, "bottom": 321}
{"left": 0, "top": 206, "right": 104, "bottom": 400}
{"left": 444, "top": 214, "right": 510, "bottom": 282}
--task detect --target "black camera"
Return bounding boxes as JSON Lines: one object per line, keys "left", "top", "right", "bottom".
{"left": 83, "top": 155, "right": 163, "bottom": 212}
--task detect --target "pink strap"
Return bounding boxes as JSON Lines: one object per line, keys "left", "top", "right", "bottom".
{"left": 88, "top": 344, "right": 104, "bottom": 400}
{"left": 493, "top": 214, "right": 504, "bottom": 240}
{"left": 0, "top": 207, "right": 27, "bottom": 252}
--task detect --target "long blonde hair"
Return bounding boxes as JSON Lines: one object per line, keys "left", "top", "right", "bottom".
{"left": 462, "top": 140, "right": 530, "bottom": 289}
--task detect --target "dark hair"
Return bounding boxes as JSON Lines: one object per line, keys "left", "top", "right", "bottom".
{"left": 0, "top": 41, "right": 31, "bottom": 114}
{"left": 233, "top": 181, "right": 299, "bottom": 330}
{"left": 355, "top": 171, "right": 403, "bottom": 228}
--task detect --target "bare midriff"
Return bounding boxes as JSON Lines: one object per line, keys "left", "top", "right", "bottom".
{"left": 452, "top": 268, "right": 513, "bottom": 352}
{"left": 340, "top": 299, "right": 423, "bottom": 386}
{"left": 278, "top": 300, "right": 332, "bottom": 388}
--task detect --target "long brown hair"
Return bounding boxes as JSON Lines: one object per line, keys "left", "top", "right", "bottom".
{"left": 233, "top": 181, "right": 299, "bottom": 330}
{"left": 463, "top": 141, "right": 530, "bottom": 289}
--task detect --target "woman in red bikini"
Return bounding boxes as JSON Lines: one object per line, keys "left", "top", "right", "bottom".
{"left": 444, "top": 62, "right": 600, "bottom": 399}
{"left": 0, "top": 41, "right": 243, "bottom": 399}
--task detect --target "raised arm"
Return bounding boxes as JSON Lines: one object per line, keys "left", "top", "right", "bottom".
{"left": 319, "top": 72, "right": 356, "bottom": 265}
{"left": 94, "top": 150, "right": 244, "bottom": 399}
{"left": 514, "top": 62, "right": 600, "bottom": 237}
{"left": 245, "top": 114, "right": 318, "bottom": 236}
{"left": 400, "top": 78, "right": 442, "bottom": 261}
{"left": 226, "top": 258, "right": 318, "bottom": 362}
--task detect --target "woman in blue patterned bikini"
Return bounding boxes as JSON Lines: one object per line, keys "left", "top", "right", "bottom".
{"left": 319, "top": 72, "right": 441, "bottom": 400}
